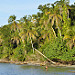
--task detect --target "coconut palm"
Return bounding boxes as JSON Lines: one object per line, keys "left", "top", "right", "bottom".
{"left": 19, "top": 28, "right": 26, "bottom": 44}
{"left": 16, "top": 19, "right": 26, "bottom": 44}
{"left": 63, "top": 26, "right": 75, "bottom": 49}
{"left": 64, "top": 35, "right": 75, "bottom": 49}
{"left": 38, "top": 4, "right": 50, "bottom": 29}
{"left": 11, "top": 36, "right": 20, "bottom": 46}
{"left": 46, "top": 5, "right": 62, "bottom": 37}
{"left": 8, "top": 15, "right": 17, "bottom": 31}
{"left": 54, "top": 0, "right": 70, "bottom": 18}
{"left": 39, "top": 28, "right": 52, "bottom": 44}
{"left": 32, "top": 12, "right": 43, "bottom": 28}
{"left": 24, "top": 22, "right": 38, "bottom": 53}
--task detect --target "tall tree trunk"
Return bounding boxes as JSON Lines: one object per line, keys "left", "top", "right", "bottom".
{"left": 51, "top": 27, "right": 57, "bottom": 37}
{"left": 30, "top": 37, "right": 34, "bottom": 53}
{"left": 58, "top": 27, "right": 61, "bottom": 37}
{"left": 67, "top": 10, "right": 69, "bottom": 18}
{"left": 56, "top": 20, "right": 62, "bottom": 37}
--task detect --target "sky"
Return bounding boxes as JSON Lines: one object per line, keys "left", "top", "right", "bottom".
{"left": 0, "top": 0, "right": 75, "bottom": 27}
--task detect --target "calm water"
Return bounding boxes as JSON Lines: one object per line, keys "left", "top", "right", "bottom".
{"left": 0, "top": 63, "right": 75, "bottom": 75}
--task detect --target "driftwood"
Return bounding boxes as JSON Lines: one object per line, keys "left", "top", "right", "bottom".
{"left": 34, "top": 48, "right": 56, "bottom": 64}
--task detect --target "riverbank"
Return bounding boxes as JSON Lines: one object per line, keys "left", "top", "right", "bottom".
{"left": 0, "top": 59, "right": 75, "bottom": 68}
{"left": 0, "top": 59, "right": 46, "bottom": 65}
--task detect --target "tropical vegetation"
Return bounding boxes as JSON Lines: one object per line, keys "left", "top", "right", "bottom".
{"left": 0, "top": 0, "right": 75, "bottom": 64}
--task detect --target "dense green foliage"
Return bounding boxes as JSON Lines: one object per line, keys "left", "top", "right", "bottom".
{"left": 0, "top": 0, "right": 75, "bottom": 63}
{"left": 40, "top": 38, "right": 75, "bottom": 61}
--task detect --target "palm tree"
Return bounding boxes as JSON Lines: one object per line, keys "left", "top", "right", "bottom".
{"left": 46, "top": 5, "right": 62, "bottom": 37}
{"left": 38, "top": 4, "right": 50, "bottom": 29}
{"left": 32, "top": 12, "right": 43, "bottom": 28}
{"left": 16, "top": 18, "right": 26, "bottom": 44}
{"left": 8, "top": 15, "right": 17, "bottom": 31}
{"left": 11, "top": 36, "right": 20, "bottom": 46}
{"left": 39, "top": 28, "right": 52, "bottom": 46}
{"left": 19, "top": 28, "right": 26, "bottom": 44}
{"left": 64, "top": 35, "right": 75, "bottom": 49}
{"left": 54, "top": 0, "right": 70, "bottom": 18}
{"left": 24, "top": 22, "right": 38, "bottom": 53}
{"left": 63, "top": 26, "right": 75, "bottom": 49}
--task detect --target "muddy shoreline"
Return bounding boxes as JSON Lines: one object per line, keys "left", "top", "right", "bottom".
{"left": 0, "top": 59, "right": 75, "bottom": 68}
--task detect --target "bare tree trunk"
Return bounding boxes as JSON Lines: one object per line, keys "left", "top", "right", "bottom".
{"left": 51, "top": 27, "right": 57, "bottom": 37}
{"left": 67, "top": 10, "right": 69, "bottom": 18}
{"left": 58, "top": 27, "right": 61, "bottom": 37}
{"left": 30, "top": 37, "right": 34, "bottom": 53}
{"left": 34, "top": 48, "right": 56, "bottom": 64}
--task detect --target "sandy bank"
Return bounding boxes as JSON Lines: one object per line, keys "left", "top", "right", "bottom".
{"left": 0, "top": 59, "right": 75, "bottom": 68}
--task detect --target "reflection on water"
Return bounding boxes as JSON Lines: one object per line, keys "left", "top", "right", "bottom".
{"left": 0, "top": 63, "right": 75, "bottom": 75}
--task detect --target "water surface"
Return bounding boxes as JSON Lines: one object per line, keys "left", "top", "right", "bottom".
{"left": 0, "top": 63, "right": 75, "bottom": 75}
